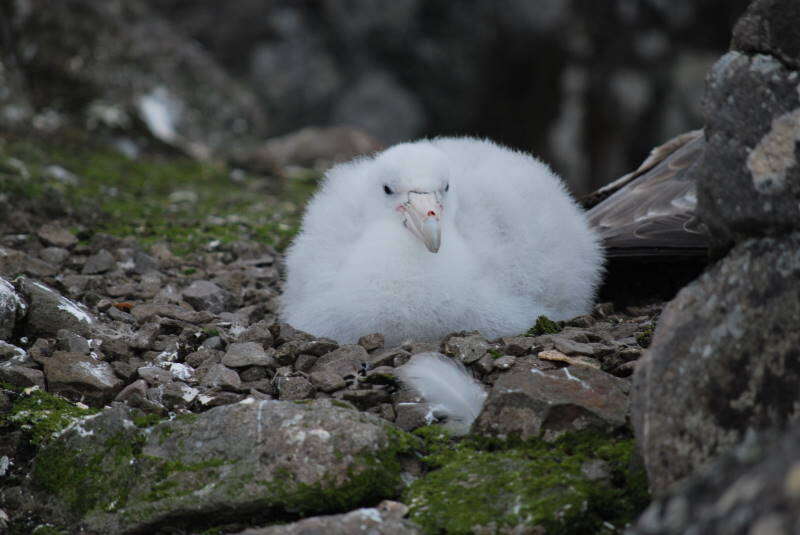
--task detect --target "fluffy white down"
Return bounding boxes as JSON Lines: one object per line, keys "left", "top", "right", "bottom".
{"left": 281, "top": 137, "right": 604, "bottom": 346}
{"left": 396, "top": 353, "right": 487, "bottom": 436}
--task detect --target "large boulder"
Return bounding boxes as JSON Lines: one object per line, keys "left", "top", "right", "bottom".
{"left": 32, "top": 398, "right": 415, "bottom": 534}
{"left": 5, "top": 0, "right": 266, "bottom": 158}
{"left": 632, "top": 233, "right": 800, "bottom": 494}
{"left": 697, "top": 51, "right": 800, "bottom": 248}
{"left": 628, "top": 420, "right": 800, "bottom": 535}
{"left": 697, "top": 0, "right": 800, "bottom": 248}
{"left": 732, "top": 0, "right": 800, "bottom": 71}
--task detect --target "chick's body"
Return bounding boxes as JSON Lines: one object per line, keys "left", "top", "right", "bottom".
{"left": 281, "top": 137, "right": 604, "bottom": 346}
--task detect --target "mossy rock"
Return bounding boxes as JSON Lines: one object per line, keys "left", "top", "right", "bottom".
{"left": 527, "top": 315, "right": 562, "bottom": 336}
{"left": 404, "top": 428, "right": 649, "bottom": 534}
{"left": 0, "top": 385, "right": 99, "bottom": 446}
{"left": 29, "top": 399, "right": 418, "bottom": 534}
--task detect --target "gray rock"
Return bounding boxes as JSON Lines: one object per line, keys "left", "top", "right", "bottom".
{"left": 442, "top": 332, "right": 489, "bottom": 364}
{"left": 28, "top": 338, "right": 54, "bottom": 364}
{"left": 106, "top": 307, "right": 135, "bottom": 323}
{"left": 31, "top": 399, "right": 413, "bottom": 534}
{"left": 182, "top": 280, "right": 235, "bottom": 314}
{"left": 197, "top": 390, "right": 245, "bottom": 407}
{"left": 200, "top": 335, "right": 226, "bottom": 351}
{"left": 0, "top": 365, "right": 45, "bottom": 389}
{"left": 0, "top": 341, "right": 31, "bottom": 367}
{"left": 474, "top": 353, "right": 495, "bottom": 375}
{"left": 340, "top": 389, "right": 392, "bottom": 410}
{"left": 186, "top": 348, "right": 222, "bottom": 369}
{"left": 697, "top": 50, "right": 800, "bottom": 246}
{"left": 162, "top": 381, "right": 199, "bottom": 408}
{"left": 38, "top": 247, "right": 70, "bottom": 266}
{"left": 474, "top": 360, "right": 629, "bottom": 441}
{"left": 43, "top": 351, "right": 122, "bottom": 402}
{"left": 130, "top": 304, "right": 214, "bottom": 324}
{"left": 0, "top": 278, "right": 26, "bottom": 340}
{"left": 0, "top": 249, "right": 58, "bottom": 278}
{"left": 105, "top": 282, "right": 137, "bottom": 298}
{"left": 628, "top": 422, "right": 800, "bottom": 535}
{"left": 236, "top": 320, "right": 274, "bottom": 346}
{"left": 492, "top": 355, "right": 516, "bottom": 370}
{"left": 137, "top": 366, "right": 173, "bottom": 385}
{"left": 364, "top": 366, "right": 397, "bottom": 385}
{"left": 270, "top": 323, "right": 314, "bottom": 345}
{"left": 500, "top": 336, "right": 543, "bottom": 356}
{"left": 115, "top": 379, "right": 148, "bottom": 402}
{"left": 632, "top": 234, "right": 800, "bottom": 494}
{"left": 233, "top": 501, "right": 420, "bottom": 535}
{"left": 17, "top": 278, "right": 95, "bottom": 337}
{"left": 732, "top": 0, "right": 800, "bottom": 70}
{"left": 132, "top": 251, "right": 159, "bottom": 274}
{"left": 369, "top": 348, "right": 409, "bottom": 369}
{"left": 274, "top": 339, "right": 340, "bottom": 364}
{"left": 294, "top": 354, "right": 318, "bottom": 373}
{"left": 36, "top": 224, "right": 77, "bottom": 248}
{"left": 201, "top": 363, "right": 242, "bottom": 391}
{"left": 128, "top": 322, "right": 160, "bottom": 350}
{"left": 552, "top": 336, "right": 596, "bottom": 356}
{"left": 237, "top": 125, "right": 383, "bottom": 174}
{"left": 309, "top": 370, "right": 347, "bottom": 393}
{"left": 239, "top": 366, "right": 268, "bottom": 382}
{"left": 275, "top": 375, "right": 315, "bottom": 400}
{"left": 358, "top": 332, "right": 385, "bottom": 352}
{"left": 57, "top": 329, "right": 91, "bottom": 355}
{"left": 310, "top": 345, "right": 367, "bottom": 378}
{"left": 82, "top": 249, "right": 116, "bottom": 275}
{"left": 168, "top": 362, "right": 196, "bottom": 383}
{"left": 11, "top": 0, "right": 266, "bottom": 158}
{"left": 223, "top": 342, "right": 276, "bottom": 368}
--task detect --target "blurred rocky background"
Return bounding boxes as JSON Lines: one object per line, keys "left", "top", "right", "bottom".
{"left": 1, "top": 0, "right": 751, "bottom": 193}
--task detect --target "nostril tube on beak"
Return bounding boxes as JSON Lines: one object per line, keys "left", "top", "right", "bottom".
{"left": 428, "top": 210, "right": 436, "bottom": 216}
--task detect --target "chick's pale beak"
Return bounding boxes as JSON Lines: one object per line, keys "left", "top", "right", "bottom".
{"left": 403, "top": 192, "right": 442, "bottom": 253}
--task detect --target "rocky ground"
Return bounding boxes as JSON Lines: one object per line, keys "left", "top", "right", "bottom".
{"left": 3, "top": 1, "right": 800, "bottom": 533}
{"left": 0, "top": 134, "right": 656, "bottom": 534}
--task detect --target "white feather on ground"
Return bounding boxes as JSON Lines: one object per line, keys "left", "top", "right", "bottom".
{"left": 281, "top": 136, "right": 604, "bottom": 346}
{"left": 396, "top": 352, "right": 487, "bottom": 436}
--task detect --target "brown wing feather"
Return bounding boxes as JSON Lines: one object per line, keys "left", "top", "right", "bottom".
{"left": 586, "top": 130, "right": 709, "bottom": 258}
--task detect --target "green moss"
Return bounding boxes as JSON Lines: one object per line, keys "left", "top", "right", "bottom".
{"left": 261, "top": 425, "right": 420, "bottom": 515}
{"left": 0, "top": 136, "right": 317, "bottom": 254}
{"left": 174, "top": 413, "right": 199, "bottom": 424}
{"left": 527, "top": 315, "right": 562, "bottom": 336}
{"left": 141, "top": 457, "right": 229, "bottom": 502}
{"left": 2, "top": 388, "right": 99, "bottom": 445}
{"left": 133, "top": 413, "right": 164, "bottom": 428}
{"left": 403, "top": 429, "right": 649, "bottom": 534}
{"left": 636, "top": 327, "right": 653, "bottom": 348}
{"left": 488, "top": 349, "right": 504, "bottom": 359}
{"left": 33, "top": 431, "right": 146, "bottom": 516}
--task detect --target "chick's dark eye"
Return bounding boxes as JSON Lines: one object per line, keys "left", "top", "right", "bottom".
{"left": 445, "top": 183, "right": 450, "bottom": 192}
{"left": 383, "top": 185, "right": 393, "bottom": 195}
